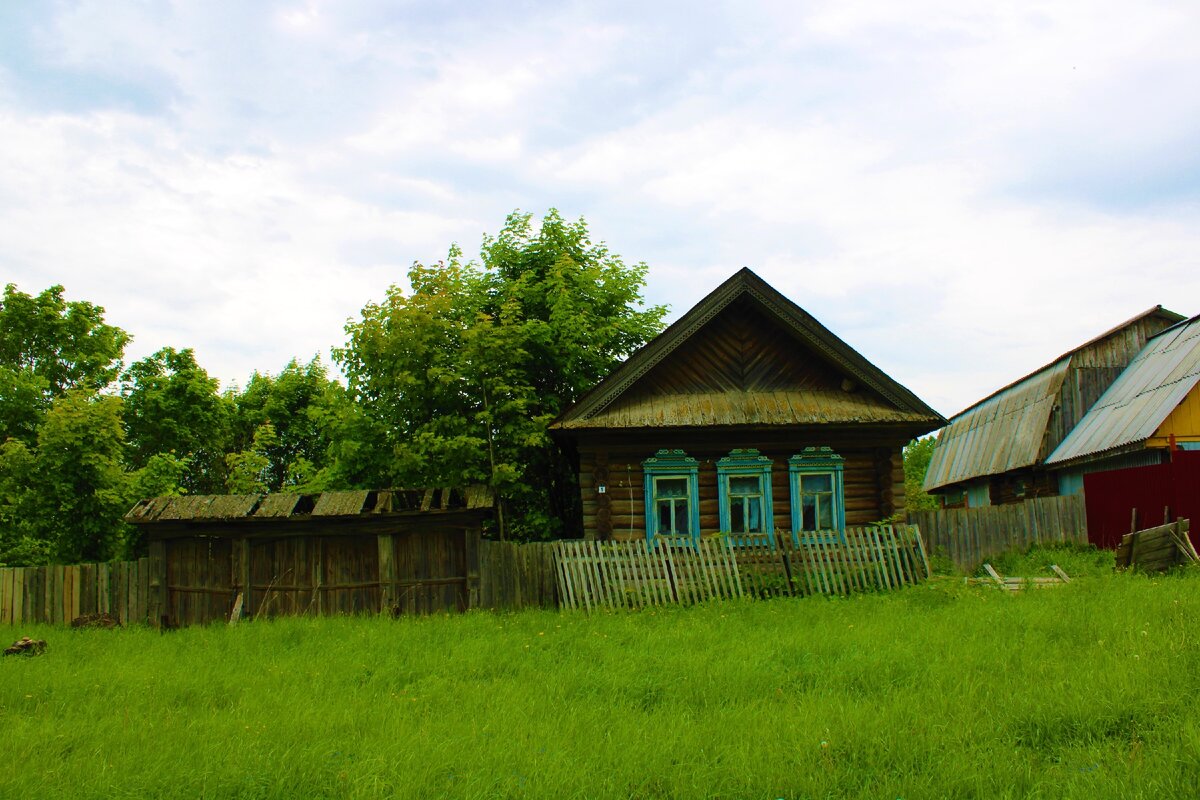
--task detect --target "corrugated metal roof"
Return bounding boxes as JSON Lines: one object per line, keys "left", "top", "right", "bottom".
{"left": 923, "top": 358, "right": 1070, "bottom": 491}
{"left": 556, "top": 389, "right": 936, "bottom": 430}
{"left": 1047, "top": 316, "right": 1200, "bottom": 466}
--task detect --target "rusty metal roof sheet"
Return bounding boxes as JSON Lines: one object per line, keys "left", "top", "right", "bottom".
{"left": 924, "top": 358, "right": 1070, "bottom": 491}
{"left": 1047, "top": 316, "right": 1200, "bottom": 466}
{"left": 557, "top": 389, "right": 936, "bottom": 429}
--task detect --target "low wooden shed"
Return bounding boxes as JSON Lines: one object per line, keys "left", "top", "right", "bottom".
{"left": 125, "top": 487, "right": 492, "bottom": 627}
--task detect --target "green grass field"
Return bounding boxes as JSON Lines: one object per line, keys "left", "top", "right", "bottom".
{"left": 3, "top": 549, "right": 1199, "bottom": 799}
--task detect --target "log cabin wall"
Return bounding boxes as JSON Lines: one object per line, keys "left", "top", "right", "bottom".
{"left": 577, "top": 429, "right": 906, "bottom": 541}
{"left": 987, "top": 468, "right": 1059, "bottom": 507}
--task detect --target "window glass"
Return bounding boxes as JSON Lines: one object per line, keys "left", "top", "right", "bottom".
{"left": 730, "top": 497, "right": 761, "bottom": 533}
{"left": 654, "top": 477, "right": 691, "bottom": 534}
{"left": 655, "top": 477, "right": 688, "bottom": 498}
{"left": 801, "top": 494, "right": 817, "bottom": 531}
{"left": 727, "top": 474, "right": 764, "bottom": 533}
{"left": 801, "top": 473, "right": 832, "bottom": 494}
{"left": 799, "top": 471, "right": 834, "bottom": 531}
{"left": 729, "top": 475, "right": 760, "bottom": 495}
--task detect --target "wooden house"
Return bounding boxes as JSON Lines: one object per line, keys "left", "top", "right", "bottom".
{"left": 552, "top": 268, "right": 944, "bottom": 543}
{"left": 922, "top": 306, "right": 1184, "bottom": 507}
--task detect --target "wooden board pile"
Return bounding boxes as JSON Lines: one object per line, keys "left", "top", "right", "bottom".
{"left": 966, "top": 563, "right": 1071, "bottom": 591}
{"left": 1115, "top": 519, "right": 1197, "bottom": 572}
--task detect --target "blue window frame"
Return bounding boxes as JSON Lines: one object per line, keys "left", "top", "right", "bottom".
{"left": 789, "top": 447, "right": 845, "bottom": 542}
{"left": 716, "top": 449, "right": 775, "bottom": 545}
{"left": 642, "top": 449, "right": 700, "bottom": 543}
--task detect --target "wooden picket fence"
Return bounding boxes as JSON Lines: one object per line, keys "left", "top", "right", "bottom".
{"left": 554, "top": 524, "right": 930, "bottom": 611}
{"left": 1, "top": 560, "right": 149, "bottom": 626}
{"left": 2, "top": 525, "right": 929, "bottom": 624}
{"left": 908, "top": 495, "right": 1087, "bottom": 570}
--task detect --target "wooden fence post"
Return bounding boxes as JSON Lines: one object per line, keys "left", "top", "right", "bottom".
{"left": 147, "top": 540, "right": 166, "bottom": 629}
{"left": 238, "top": 538, "right": 252, "bottom": 620}
{"left": 465, "top": 528, "right": 480, "bottom": 610}
{"left": 377, "top": 534, "right": 395, "bottom": 615}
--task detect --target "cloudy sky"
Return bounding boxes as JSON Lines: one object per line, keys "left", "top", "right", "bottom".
{"left": 2, "top": 1, "right": 1198, "bottom": 418}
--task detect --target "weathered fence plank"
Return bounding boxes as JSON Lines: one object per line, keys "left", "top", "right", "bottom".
{"left": 553, "top": 526, "right": 929, "bottom": 611}
{"left": 909, "top": 495, "right": 1088, "bottom": 570}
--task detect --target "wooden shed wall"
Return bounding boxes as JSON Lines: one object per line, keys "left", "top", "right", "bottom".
{"left": 1045, "top": 314, "right": 1181, "bottom": 457}
{"left": 149, "top": 512, "right": 482, "bottom": 626}
{"left": 576, "top": 430, "right": 906, "bottom": 541}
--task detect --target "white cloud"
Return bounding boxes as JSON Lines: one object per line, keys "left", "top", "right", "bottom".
{"left": 1, "top": 0, "right": 1199, "bottom": 419}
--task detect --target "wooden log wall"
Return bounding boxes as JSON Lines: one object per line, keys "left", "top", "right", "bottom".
{"left": 987, "top": 468, "right": 1060, "bottom": 506}
{"left": 0, "top": 559, "right": 149, "bottom": 627}
{"left": 908, "top": 494, "right": 1088, "bottom": 570}
{"left": 578, "top": 435, "right": 906, "bottom": 541}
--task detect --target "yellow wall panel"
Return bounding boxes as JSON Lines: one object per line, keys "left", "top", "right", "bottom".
{"left": 1149, "top": 383, "right": 1200, "bottom": 446}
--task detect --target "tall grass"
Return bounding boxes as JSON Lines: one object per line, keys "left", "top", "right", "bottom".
{"left": 3, "top": 570, "right": 1199, "bottom": 799}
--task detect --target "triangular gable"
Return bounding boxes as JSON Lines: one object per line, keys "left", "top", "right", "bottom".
{"left": 1046, "top": 315, "right": 1200, "bottom": 466}
{"left": 554, "top": 268, "right": 943, "bottom": 430}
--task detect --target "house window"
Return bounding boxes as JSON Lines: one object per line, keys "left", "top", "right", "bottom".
{"left": 789, "top": 447, "right": 845, "bottom": 540}
{"left": 642, "top": 450, "right": 700, "bottom": 543}
{"left": 717, "top": 449, "right": 775, "bottom": 544}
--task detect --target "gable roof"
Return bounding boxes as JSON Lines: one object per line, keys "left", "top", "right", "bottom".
{"left": 923, "top": 305, "right": 1185, "bottom": 491}
{"left": 1047, "top": 315, "right": 1200, "bottom": 467}
{"left": 554, "top": 268, "right": 943, "bottom": 431}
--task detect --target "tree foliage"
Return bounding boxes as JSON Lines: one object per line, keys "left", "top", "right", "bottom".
{"left": 28, "top": 392, "right": 132, "bottom": 563}
{"left": 0, "top": 283, "right": 129, "bottom": 444}
{"left": 903, "top": 436, "right": 940, "bottom": 512}
{"left": 230, "top": 358, "right": 343, "bottom": 492}
{"left": 335, "top": 210, "right": 666, "bottom": 539}
{"left": 0, "top": 214, "right": 666, "bottom": 562}
{"left": 121, "top": 347, "right": 232, "bottom": 493}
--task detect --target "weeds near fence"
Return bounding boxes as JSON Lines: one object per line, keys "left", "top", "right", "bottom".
{"left": 4, "top": 570, "right": 1200, "bottom": 798}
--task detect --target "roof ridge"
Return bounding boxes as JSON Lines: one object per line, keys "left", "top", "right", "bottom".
{"left": 943, "top": 305, "right": 1185, "bottom": 421}
{"left": 554, "top": 267, "right": 943, "bottom": 428}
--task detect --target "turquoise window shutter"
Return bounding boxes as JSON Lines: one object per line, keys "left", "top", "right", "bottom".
{"left": 642, "top": 449, "right": 700, "bottom": 543}
{"left": 716, "top": 449, "right": 775, "bottom": 546}
{"left": 788, "top": 447, "right": 846, "bottom": 543}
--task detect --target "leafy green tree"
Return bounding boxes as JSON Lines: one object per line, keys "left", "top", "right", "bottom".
{"left": 122, "top": 452, "right": 190, "bottom": 558}
{"left": 30, "top": 391, "right": 132, "bottom": 563}
{"left": 904, "top": 436, "right": 940, "bottom": 513}
{"left": 230, "top": 358, "right": 343, "bottom": 492}
{"left": 0, "top": 437, "right": 46, "bottom": 565}
{"left": 335, "top": 209, "right": 666, "bottom": 539}
{"left": 225, "top": 421, "right": 278, "bottom": 494}
{"left": 0, "top": 284, "right": 129, "bottom": 443}
{"left": 120, "top": 347, "right": 232, "bottom": 493}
